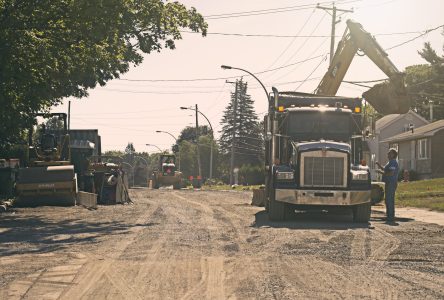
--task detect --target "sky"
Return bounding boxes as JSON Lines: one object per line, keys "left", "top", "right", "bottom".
{"left": 51, "top": 0, "right": 444, "bottom": 152}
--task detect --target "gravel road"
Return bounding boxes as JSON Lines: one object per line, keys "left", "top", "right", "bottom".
{"left": 0, "top": 188, "right": 443, "bottom": 299}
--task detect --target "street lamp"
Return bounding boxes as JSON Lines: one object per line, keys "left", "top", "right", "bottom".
{"left": 220, "top": 65, "right": 269, "bottom": 102}
{"left": 180, "top": 106, "right": 214, "bottom": 179}
{"left": 146, "top": 143, "right": 162, "bottom": 152}
{"left": 155, "top": 130, "right": 180, "bottom": 171}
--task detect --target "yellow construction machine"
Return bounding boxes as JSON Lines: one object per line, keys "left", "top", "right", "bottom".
{"left": 15, "top": 113, "right": 77, "bottom": 206}
{"left": 315, "top": 19, "right": 410, "bottom": 114}
{"left": 151, "top": 154, "right": 183, "bottom": 189}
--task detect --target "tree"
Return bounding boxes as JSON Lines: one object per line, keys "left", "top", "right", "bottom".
{"left": 176, "top": 125, "right": 217, "bottom": 179}
{"left": 406, "top": 40, "right": 444, "bottom": 120}
{"left": 177, "top": 125, "right": 210, "bottom": 143}
{"left": 0, "top": 0, "right": 207, "bottom": 152}
{"left": 219, "top": 79, "right": 264, "bottom": 171}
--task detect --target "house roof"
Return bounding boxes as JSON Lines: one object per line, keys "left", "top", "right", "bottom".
{"left": 380, "top": 119, "right": 444, "bottom": 143}
{"left": 375, "top": 110, "right": 429, "bottom": 131}
{"left": 376, "top": 114, "right": 400, "bottom": 130}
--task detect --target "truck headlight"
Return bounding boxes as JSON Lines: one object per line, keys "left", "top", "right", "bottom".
{"left": 276, "top": 171, "right": 294, "bottom": 180}
{"left": 352, "top": 171, "right": 368, "bottom": 181}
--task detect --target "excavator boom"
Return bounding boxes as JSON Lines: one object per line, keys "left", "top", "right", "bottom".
{"left": 315, "top": 20, "right": 410, "bottom": 114}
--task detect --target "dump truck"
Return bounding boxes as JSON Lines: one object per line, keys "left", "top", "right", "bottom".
{"left": 15, "top": 113, "right": 77, "bottom": 206}
{"left": 264, "top": 91, "right": 372, "bottom": 222}
{"left": 151, "top": 154, "right": 183, "bottom": 189}
{"left": 263, "top": 20, "right": 410, "bottom": 221}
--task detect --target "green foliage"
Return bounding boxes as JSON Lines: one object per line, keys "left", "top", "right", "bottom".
{"left": 396, "top": 178, "right": 444, "bottom": 212}
{"left": 406, "top": 41, "right": 444, "bottom": 120}
{"left": 177, "top": 140, "right": 197, "bottom": 178}
{"left": 177, "top": 125, "right": 210, "bottom": 143}
{"left": 219, "top": 79, "right": 264, "bottom": 170}
{"left": 0, "top": 0, "right": 207, "bottom": 151}
{"left": 238, "top": 164, "right": 264, "bottom": 185}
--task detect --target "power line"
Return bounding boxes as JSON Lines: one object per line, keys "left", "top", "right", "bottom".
{"left": 269, "top": 22, "right": 329, "bottom": 82}
{"left": 96, "top": 88, "right": 230, "bottom": 95}
{"left": 204, "top": 3, "right": 316, "bottom": 20}
{"left": 180, "top": 31, "right": 333, "bottom": 38}
{"left": 264, "top": 9, "right": 316, "bottom": 70}
{"left": 203, "top": 0, "right": 361, "bottom": 20}
{"left": 295, "top": 54, "right": 328, "bottom": 91}
{"left": 385, "top": 24, "right": 444, "bottom": 51}
{"left": 180, "top": 30, "right": 424, "bottom": 38}
{"left": 118, "top": 54, "right": 325, "bottom": 83}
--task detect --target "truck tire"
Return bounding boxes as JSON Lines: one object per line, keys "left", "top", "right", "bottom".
{"left": 268, "top": 190, "right": 285, "bottom": 221}
{"left": 152, "top": 178, "right": 159, "bottom": 189}
{"left": 173, "top": 181, "right": 181, "bottom": 190}
{"left": 371, "top": 184, "right": 384, "bottom": 205}
{"left": 353, "top": 203, "right": 371, "bottom": 223}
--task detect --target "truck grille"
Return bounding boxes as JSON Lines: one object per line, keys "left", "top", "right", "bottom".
{"left": 302, "top": 155, "right": 346, "bottom": 187}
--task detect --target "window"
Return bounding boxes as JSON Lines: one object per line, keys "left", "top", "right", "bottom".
{"left": 418, "top": 139, "right": 428, "bottom": 159}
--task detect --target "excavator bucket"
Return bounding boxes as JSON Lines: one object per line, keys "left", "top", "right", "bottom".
{"left": 15, "top": 165, "right": 77, "bottom": 206}
{"left": 363, "top": 78, "right": 410, "bottom": 115}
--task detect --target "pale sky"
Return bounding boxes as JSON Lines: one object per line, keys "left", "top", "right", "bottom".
{"left": 52, "top": 0, "right": 444, "bottom": 152}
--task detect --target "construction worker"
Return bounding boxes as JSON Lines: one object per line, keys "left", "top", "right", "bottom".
{"left": 376, "top": 148, "right": 399, "bottom": 222}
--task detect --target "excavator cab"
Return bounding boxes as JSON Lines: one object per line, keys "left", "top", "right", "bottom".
{"left": 40, "top": 133, "right": 58, "bottom": 158}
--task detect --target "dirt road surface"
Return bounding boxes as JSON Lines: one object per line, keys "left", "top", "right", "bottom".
{"left": 1, "top": 189, "right": 443, "bottom": 299}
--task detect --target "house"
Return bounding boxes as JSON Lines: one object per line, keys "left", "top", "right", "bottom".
{"left": 380, "top": 119, "right": 444, "bottom": 179}
{"left": 365, "top": 110, "right": 429, "bottom": 179}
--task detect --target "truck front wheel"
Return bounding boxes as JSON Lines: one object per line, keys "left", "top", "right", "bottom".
{"left": 152, "top": 177, "right": 159, "bottom": 189}
{"left": 268, "top": 189, "right": 285, "bottom": 221}
{"left": 353, "top": 203, "right": 371, "bottom": 223}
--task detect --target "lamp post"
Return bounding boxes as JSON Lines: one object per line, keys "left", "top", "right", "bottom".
{"left": 146, "top": 143, "right": 162, "bottom": 152}
{"left": 221, "top": 65, "right": 269, "bottom": 102}
{"left": 180, "top": 106, "right": 214, "bottom": 179}
{"left": 155, "top": 130, "right": 180, "bottom": 171}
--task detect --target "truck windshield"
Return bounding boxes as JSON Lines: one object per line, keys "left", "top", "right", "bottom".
{"left": 285, "top": 111, "right": 351, "bottom": 141}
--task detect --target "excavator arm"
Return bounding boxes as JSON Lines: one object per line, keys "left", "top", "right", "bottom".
{"left": 315, "top": 20, "right": 409, "bottom": 114}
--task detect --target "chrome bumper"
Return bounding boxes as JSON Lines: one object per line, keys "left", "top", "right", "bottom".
{"left": 275, "top": 189, "right": 370, "bottom": 206}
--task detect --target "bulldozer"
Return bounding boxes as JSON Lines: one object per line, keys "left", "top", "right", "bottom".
{"left": 15, "top": 113, "right": 77, "bottom": 206}
{"left": 151, "top": 154, "right": 183, "bottom": 189}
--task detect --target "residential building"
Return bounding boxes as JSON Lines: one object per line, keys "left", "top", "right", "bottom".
{"left": 365, "top": 110, "right": 429, "bottom": 179}
{"left": 380, "top": 120, "right": 444, "bottom": 179}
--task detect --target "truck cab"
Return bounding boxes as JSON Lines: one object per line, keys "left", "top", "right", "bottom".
{"left": 265, "top": 91, "right": 371, "bottom": 222}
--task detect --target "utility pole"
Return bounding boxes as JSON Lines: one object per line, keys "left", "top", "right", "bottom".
{"left": 195, "top": 104, "right": 202, "bottom": 178}
{"left": 429, "top": 100, "right": 434, "bottom": 121}
{"left": 67, "top": 101, "right": 71, "bottom": 131}
{"left": 317, "top": 2, "right": 353, "bottom": 64}
{"left": 229, "top": 80, "right": 239, "bottom": 185}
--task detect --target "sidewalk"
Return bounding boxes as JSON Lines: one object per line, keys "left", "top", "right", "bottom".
{"left": 373, "top": 206, "right": 444, "bottom": 226}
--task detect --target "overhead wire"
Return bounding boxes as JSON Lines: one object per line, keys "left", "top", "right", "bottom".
{"left": 203, "top": 0, "right": 361, "bottom": 20}
{"left": 118, "top": 54, "right": 324, "bottom": 83}
{"left": 264, "top": 8, "right": 316, "bottom": 71}
{"left": 267, "top": 13, "right": 328, "bottom": 82}
{"left": 179, "top": 29, "right": 424, "bottom": 38}
{"left": 295, "top": 55, "right": 328, "bottom": 91}
{"left": 385, "top": 24, "right": 444, "bottom": 51}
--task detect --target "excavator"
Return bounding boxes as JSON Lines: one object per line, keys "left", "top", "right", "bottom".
{"left": 315, "top": 19, "right": 410, "bottom": 114}
{"left": 15, "top": 113, "right": 77, "bottom": 206}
